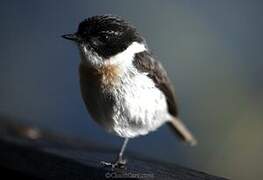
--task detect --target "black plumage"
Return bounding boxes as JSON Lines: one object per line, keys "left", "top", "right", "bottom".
{"left": 76, "top": 15, "right": 144, "bottom": 58}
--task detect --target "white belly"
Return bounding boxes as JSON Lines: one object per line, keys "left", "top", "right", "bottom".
{"left": 108, "top": 73, "right": 170, "bottom": 138}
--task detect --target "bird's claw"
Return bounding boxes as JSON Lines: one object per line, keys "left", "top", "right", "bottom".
{"left": 101, "top": 158, "right": 127, "bottom": 170}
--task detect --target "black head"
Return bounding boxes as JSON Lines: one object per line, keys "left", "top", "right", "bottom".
{"left": 62, "top": 15, "right": 144, "bottom": 58}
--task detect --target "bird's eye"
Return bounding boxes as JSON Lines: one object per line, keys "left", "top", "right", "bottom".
{"left": 99, "top": 34, "right": 111, "bottom": 42}
{"left": 104, "top": 35, "right": 109, "bottom": 40}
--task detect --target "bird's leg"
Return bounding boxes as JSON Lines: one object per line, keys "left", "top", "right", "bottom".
{"left": 116, "top": 138, "right": 129, "bottom": 165}
{"left": 101, "top": 138, "right": 129, "bottom": 169}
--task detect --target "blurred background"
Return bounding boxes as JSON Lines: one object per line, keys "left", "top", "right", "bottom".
{"left": 0, "top": 0, "right": 262, "bottom": 179}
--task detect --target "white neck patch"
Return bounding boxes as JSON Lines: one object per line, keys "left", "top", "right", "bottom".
{"left": 105, "top": 42, "right": 146, "bottom": 66}
{"left": 80, "top": 41, "right": 146, "bottom": 69}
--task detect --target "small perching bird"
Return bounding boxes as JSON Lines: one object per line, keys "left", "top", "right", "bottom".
{"left": 62, "top": 15, "right": 197, "bottom": 169}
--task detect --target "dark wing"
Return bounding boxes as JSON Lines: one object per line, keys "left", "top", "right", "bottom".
{"left": 134, "top": 51, "right": 197, "bottom": 145}
{"left": 133, "top": 51, "right": 178, "bottom": 117}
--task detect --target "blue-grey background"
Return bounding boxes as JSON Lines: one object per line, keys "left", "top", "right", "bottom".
{"left": 0, "top": 1, "right": 262, "bottom": 179}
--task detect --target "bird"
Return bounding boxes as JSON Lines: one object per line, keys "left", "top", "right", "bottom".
{"left": 62, "top": 15, "right": 197, "bottom": 169}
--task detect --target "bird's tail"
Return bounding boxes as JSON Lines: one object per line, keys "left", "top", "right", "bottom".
{"left": 168, "top": 117, "right": 197, "bottom": 146}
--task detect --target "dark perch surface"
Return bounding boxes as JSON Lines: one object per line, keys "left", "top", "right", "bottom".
{"left": 0, "top": 117, "right": 228, "bottom": 180}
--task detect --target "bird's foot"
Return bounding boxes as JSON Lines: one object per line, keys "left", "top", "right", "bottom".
{"left": 101, "top": 158, "right": 127, "bottom": 170}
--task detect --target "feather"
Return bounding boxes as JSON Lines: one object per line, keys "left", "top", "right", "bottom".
{"left": 133, "top": 51, "right": 197, "bottom": 145}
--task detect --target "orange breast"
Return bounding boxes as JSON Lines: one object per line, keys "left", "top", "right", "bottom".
{"left": 97, "top": 64, "right": 121, "bottom": 87}
{"left": 79, "top": 63, "right": 121, "bottom": 88}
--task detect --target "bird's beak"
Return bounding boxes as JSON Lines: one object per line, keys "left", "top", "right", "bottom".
{"left": 61, "top": 33, "right": 80, "bottom": 42}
